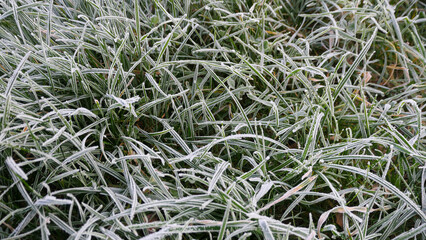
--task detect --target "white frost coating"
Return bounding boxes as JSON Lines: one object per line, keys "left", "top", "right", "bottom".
{"left": 43, "top": 126, "right": 66, "bottom": 146}
{"left": 106, "top": 94, "right": 141, "bottom": 117}
{"left": 232, "top": 123, "right": 248, "bottom": 133}
{"left": 106, "top": 94, "right": 141, "bottom": 106}
{"left": 72, "top": 108, "right": 98, "bottom": 118}
{"left": 6, "top": 157, "right": 28, "bottom": 180}
{"left": 40, "top": 108, "right": 97, "bottom": 120}
{"left": 254, "top": 181, "right": 273, "bottom": 206}
{"left": 35, "top": 196, "right": 72, "bottom": 206}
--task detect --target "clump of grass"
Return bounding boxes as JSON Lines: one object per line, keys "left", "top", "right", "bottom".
{"left": 0, "top": 0, "right": 425, "bottom": 239}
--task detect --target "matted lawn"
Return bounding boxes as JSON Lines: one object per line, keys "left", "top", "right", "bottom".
{"left": 0, "top": 0, "right": 425, "bottom": 239}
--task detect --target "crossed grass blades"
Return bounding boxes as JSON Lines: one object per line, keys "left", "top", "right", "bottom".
{"left": 0, "top": 0, "right": 425, "bottom": 239}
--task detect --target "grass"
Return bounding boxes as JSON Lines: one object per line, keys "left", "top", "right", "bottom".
{"left": 0, "top": 0, "right": 425, "bottom": 239}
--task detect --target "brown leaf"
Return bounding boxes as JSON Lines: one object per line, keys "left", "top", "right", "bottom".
{"left": 336, "top": 212, "right": 344, "bottom": 228}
